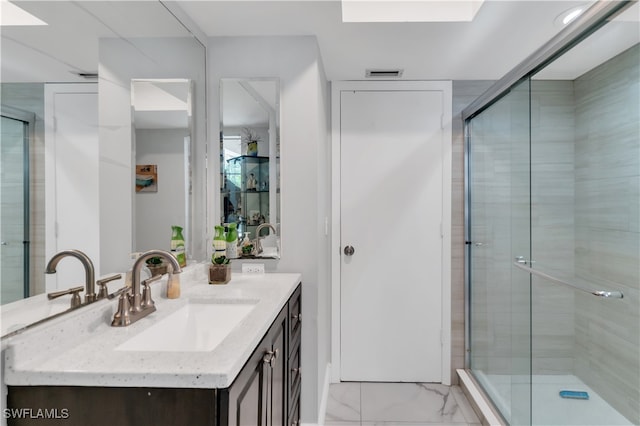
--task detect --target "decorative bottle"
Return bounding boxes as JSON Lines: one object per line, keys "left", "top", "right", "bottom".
{"left": 225, "top": 223, "right": 239, "bottom": 259}
{"left": 171, "top": 225, "right": 187, "bottom": 268}
{"left": 213, "top": 226, "right": 227, "bottom": 260}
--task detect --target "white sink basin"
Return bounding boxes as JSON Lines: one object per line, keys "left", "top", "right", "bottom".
{"left": 115, "top": 301, "right": 256, "bottom": 352}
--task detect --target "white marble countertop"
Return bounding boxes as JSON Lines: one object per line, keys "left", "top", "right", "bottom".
{"left": 4, "top": 264, "right": 301, "bottom": 389}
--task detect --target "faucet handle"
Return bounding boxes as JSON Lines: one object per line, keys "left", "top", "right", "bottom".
{"left": 141, "top": 274, "right": 161, "bottom": 310}
{"left": 107, "top": 285, "right": 129, "bottom": 300}
{"left": 111, "top": 289, "right": 132, "bottom": 327}
{"left": 141, "top": 274, "right": 162, "bottom": 287}
{"left": 96, "top": 274, "right": 122, "bottom": 299}
{"left": 47, "top": 286, "right": 84, "bottom": 308}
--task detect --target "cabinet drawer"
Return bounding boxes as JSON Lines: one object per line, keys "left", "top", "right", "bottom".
{"left": 288, "top": 285, "right": 301, "bottom": 357}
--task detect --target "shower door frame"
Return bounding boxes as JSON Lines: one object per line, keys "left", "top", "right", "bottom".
{"left": 462, "top": 0, "right": 636, "bottom": 422}
{"left": 1, "top": 105, "right": 35, "bottom": 300}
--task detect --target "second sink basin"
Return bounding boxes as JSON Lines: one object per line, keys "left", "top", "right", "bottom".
{"left": 115, "top": 300, "right": 257, "bottom": 352}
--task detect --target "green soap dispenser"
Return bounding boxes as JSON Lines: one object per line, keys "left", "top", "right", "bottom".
{"left": 171, "top": 225, "right": 187, "bottom": 268}
{"left": 225, "top": 223, "right": 239, "bottom": 259}
{"left": 213, "top": 225, "right": 227, "bottom": 260}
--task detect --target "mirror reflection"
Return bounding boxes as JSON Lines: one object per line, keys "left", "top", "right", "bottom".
{"left": 132, "top": 79, "right": 193, "bottom": 254}
{"left": 220, "top": 78, "right": 280, "bottom": 259}
{"left": 0, "top": 0, "right": 205, "bottom": 335}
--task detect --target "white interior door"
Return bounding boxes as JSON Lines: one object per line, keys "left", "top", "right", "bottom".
{"left": 340, "top": 89, "right": 444, "bottom": 382}
{"left": 45, "top": 84, "right": 99, "bottom": 291}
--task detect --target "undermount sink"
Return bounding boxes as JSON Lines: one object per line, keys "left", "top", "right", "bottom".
{"left": 115, "top": 300, "right": 257, "bottom": 352}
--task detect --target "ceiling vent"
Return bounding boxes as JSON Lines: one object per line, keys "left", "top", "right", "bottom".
{"left": 72, "top": 71, "right": 98, "bottom": 80}
{"left": 365, "top": 69, "right": 404, "bottom": 78}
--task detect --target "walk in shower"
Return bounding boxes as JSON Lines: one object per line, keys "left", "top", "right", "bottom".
{"left": 464, "top": 2, "right": 639, "bottom": 425}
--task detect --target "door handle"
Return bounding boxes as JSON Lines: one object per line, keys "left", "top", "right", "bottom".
{"left": 344, "top": 245, "right": 355, "bottom": 256}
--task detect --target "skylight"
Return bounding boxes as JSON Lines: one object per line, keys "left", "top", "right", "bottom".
{"left": 341, "top": 0, "right": 485, "bottom": 23}
{"left": 0, "top": 0, "right": 47, "bottom": 26}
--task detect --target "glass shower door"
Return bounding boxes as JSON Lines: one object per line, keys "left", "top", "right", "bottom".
{"left": 468, "top": 78, "right": 531, "bottom": 425}
{"left": 1, "top": 113, "right": 30, "bottom": 304}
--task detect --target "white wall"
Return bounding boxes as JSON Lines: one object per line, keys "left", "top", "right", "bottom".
{"left": 98, "top": 37, "right": 207, "bottom": 274}
{"left": 208, "top": 36, "right": 331, "bottom": 424}
{"left": 135, "top": 128, "right": 188, "bottom": 252}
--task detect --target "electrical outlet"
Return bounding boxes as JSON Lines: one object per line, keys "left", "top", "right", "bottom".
{"left": 242, "top": 263, "right": 265, "bottom": 274}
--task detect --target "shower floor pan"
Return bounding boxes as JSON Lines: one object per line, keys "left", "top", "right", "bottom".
{"left": 474, "top": 372, "right": 633, "bottom": 425}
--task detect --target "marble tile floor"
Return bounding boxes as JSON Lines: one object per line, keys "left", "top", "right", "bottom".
{"left": 324, "top": 382, "right": 482, "bottom": 426}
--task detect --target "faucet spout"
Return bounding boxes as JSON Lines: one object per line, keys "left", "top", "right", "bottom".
{"left": 130, "top": 249, "right": 182, "bottom": 312}
{"left": 253, "top": 223, "right": 277, "bottom": 255}
{"left": 45, "top": 249, "right": 96, "bottom": 303}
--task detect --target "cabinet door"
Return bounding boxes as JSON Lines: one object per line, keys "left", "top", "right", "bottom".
{"left": 223, "top": 341, "right": 269, "bottom": 426}
{"left": 223, "top": 303, "right": 288, "bottom": 426}
{"left": 268, "top": 309, "right": 287, "bottom": 426}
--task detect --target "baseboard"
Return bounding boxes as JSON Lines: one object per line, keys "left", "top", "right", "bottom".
{"left": 317, "top": 363, "right": 331, "bottom": 426}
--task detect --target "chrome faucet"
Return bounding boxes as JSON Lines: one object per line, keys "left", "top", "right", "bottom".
{"left": 45, "top": 249, "right": 96, "bottom": 304}
{"left": 253, "top": 223, "right": 277, "bottom": 255}
{"left": 111, "top": 249, "right": 182, "bottom": 327}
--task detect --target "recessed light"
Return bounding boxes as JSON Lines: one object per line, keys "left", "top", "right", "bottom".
{"left": 555, "top": 4, "right": 588, "bottom": 27}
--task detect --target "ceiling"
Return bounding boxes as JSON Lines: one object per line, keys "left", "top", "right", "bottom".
{"left": 132, "top": 80, "right": 191, "bottom": 130}
{"left": 222, "top": 79, "right": 278, "bottom": 128}
{"left": 1, "top": 1, "right": 192, "bottom": 83}
{"left": 175, "top": 0, "right": 621, "bottom": 81}
{"left": 1, "top": 1, "right": 638, "bottom": 83}
{"left": 2, "top": 1, "right": 636, "bottom": 132}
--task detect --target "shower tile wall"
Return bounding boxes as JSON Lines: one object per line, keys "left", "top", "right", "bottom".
{"left": 530, "top": 80, "right": 576, "bottom": 374}
{"left": 573, "top": 44, "right": 639, "bottom": 424}
{"left": 1, "top": 83, "right": 46, "bottom": 296}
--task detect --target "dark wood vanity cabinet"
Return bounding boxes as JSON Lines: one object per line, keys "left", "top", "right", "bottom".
{"left": 287, "top": 285, "right": 302, "bottom": 426}
{"left": 7, "top": 284, "right": 302, "bottom": 426}
{"left": 219, "top": 283, "right": 301, "bottom": 426}
{"left": 218, "top": 298, "right": 286, "bottom": 426}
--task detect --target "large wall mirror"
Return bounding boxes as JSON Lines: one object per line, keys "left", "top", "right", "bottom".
{"left": 132, "top": 79, "right": 194, "bottom": 253}
{"left": 220, "top": 78, "right": 281, "bottom": 259}
{"left": 0, "top": 1, "right": 206, "bottom": 335}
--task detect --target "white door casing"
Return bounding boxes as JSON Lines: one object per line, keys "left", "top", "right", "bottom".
{"left": 331, "top": 80, "right": 452, "bottom": 384}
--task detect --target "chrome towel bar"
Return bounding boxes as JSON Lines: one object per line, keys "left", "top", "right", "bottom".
{"left": 513, "top": 261, "right": 624, "bottom": 299}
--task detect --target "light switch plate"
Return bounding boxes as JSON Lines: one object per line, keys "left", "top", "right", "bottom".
{"left": 242, "top": 263, "right": 265, "bottom": 274}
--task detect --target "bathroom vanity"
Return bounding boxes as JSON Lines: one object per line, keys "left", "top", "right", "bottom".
{"left": 3, "top": 266, "right": 301, "bottom": 426}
